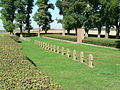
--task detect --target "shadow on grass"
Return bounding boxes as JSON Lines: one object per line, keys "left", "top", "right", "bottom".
{"left": 116, "top": 40, "right": 120, "bottom": 49}
{"left": 27, "top": 57, "right": 37, "bottom": 67}
{"left": 18, "top": 41, "right": 21, "bottom": 43}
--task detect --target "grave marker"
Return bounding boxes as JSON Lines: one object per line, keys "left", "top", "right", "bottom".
{"left": 50, "top": 44, "right": 53, "bottom": 51}
{"left": 57, "top": 46, "right": 60, "bottom": 53}
{"left": 54, "top": 45, "right": 56, "bottom": 52}
{"left": 77, "top": 28, "right": 85, "bottom": 43}
{"left": 88, "top": 54, "right": 94, "bottom": 68}
{"left": 73, "top": 50, "right": 77, "bottom": 60}
{"left": 61, "top": 47, "right": 64, "bottom": 55}
{"left": 66, "top": 48, "right": 70, "bottom": 58}
{"left": 80, "top": 52, "right": 84, "bottom": 63}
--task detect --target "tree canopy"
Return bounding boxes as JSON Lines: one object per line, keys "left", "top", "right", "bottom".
{"left": 33, "top": 0, "right": 54, "bottom": 35}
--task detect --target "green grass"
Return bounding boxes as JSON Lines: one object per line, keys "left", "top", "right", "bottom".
{"left": 21, "top": 37, "right": 120, "bottom": 90}
{"left": 44, "top": 34, "right": 120, "bottom": 48}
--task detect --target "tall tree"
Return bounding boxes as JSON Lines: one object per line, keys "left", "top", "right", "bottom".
{"left": 83, "top": 4, "right": 94, "bottom": 37}
{"left": 25, "top": 0, "right": 34, "bottom": 36}
{"left": 56, "top": 0, "right": 87, "bottom": 35}
{"left": 100, "top": 0, "right": 115, "bottom": 38}
{"left": 15, "top": 0, "right": 27, "bottom": 37}
{"left": 113, "top": 0, "right": 120, "bottom": 39}
{"left": 33, "top": 0, "right": 54, "bottom": 36}
{"left": 0, "top": 0, "right": 17, "bottom": 34}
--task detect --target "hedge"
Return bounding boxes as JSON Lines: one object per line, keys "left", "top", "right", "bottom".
{"left": 44, "top": 34, "right": 77, "bottom": 42}
{"left": 83, "top": 37, "right": 120, "bottom": 48}
{"left": 44, "top": 34, "right": 120, "bottom": 48}
{"left": 0, "top": 36, "right": 62, "bottom": 89}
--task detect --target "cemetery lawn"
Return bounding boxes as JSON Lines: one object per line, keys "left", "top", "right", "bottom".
{"left": 21, "top": 37, "right": 120, "bottom": 90}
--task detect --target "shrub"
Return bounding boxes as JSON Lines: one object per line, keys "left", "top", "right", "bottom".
{"left": 44, "top": 34, "right": 120, "bottom": 48}
{"left": 44, "top": 34, "right": 77, "bottom": 42}
{"left": 83, "top": 37, "right": 120, "bottom": 48}
{"left": 0, "top": 36, "right": 62, "bottom": 89}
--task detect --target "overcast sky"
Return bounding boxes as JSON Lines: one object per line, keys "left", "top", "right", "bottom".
{"left": 0, "top": 0, "right": 63, "bottom": 30}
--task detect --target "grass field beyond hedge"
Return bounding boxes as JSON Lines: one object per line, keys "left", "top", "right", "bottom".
{"left": 44, "top": 34, "right": 120, "bottom": 48}
{"left": 21, "top": 37, "right": 120, "bottom": 90}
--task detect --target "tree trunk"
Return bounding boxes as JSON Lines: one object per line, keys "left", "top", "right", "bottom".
{"left": 105, "top": 26, "right": 110, "bottom": 39}
{"left": 85, "top": 28, "right": 89, "bottom": 37}
{"left": 45, "top": 30, "right": 47, "bottom": 34}
{"left": 67, "top": 29, "right": 70, "bottom": 35}
{"left": 10, "top": 30, "right": 14, "bottom": 36}
{"left": 116, "top": 25, "right": 120, "bottom": 39}
{"left": 20, "top": 25, "right": 23, "bottom": 37}
{"left": 28, "top": 29, "right": 30, "bottom": 37}
{"left": 75, "top": 28, "right": 77, "bottom": 36}
{"left": 27, "top": 13, "right": 30, "bottom": 37}
{"left": 97, "top": 27, "right": 102, "bottom": 38}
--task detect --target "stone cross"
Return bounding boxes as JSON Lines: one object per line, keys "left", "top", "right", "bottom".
{"left": 66, "top": 48, "right": 70, "bottom": 58}
{"left": 46, "top": 43, "right": 48, "bottom": 50}
{"left": 57, "top": 46, "right": 60, "bottom": 53}
{"left": 77, "top": 28, "right": 85, "bottom": 43}
{"left": 80, "top": 52, "right": 84, "bottom": 63}
{"left": 40, "top": 42, "right": 42, "bottom": 47}
{"left": 41, "top": 42, "right": 43, "bottom": 47}
{"left": 44, "top": 43, "right": 47, "bottom": 49}
{"left": 54, "top": 45, "right": 56, "bottom": 52}
{"left": 50, "top": 44, "right": 53, "bottom": 51}
{"left": 73, "top": 50, "right": 77, "bottom": 60}
{"left": 43, "top": 42, "right": 45, "bottom": 49}
{"left": 88, "top": 54, "right": 94, "bottom": 68}
{"left": 61, "top": 47, "right": 64, "bottom": 55}
{"left": 47, "top": 43, "right": 50, "bottom": 50}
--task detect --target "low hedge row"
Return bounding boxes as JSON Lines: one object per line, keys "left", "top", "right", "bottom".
{"left": 44, "top": 34, "right": 77, "bottom": 42}
{"left": 0, "top": 36, "right": 62, "bottom": 89}
{"left": 83, "top": 37, "right": 120, "bottom": 48}
{"left": 44, "top": 34, "right": 120, "bottom": 48}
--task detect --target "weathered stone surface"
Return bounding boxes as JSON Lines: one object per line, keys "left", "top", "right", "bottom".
{"left": 50, "top": 44, "right": 53, "bottom": 51}
{"left": 80, "top": 52, "right": 84, "bottom": 63}
{"left": 77, "top": 28, "right": 85, "bottom": 43}
{"left": 54, "top": 45, "right": 56, "bottom": 52}
{"left": 88, "top": 54, "right": 94, "bottom": 68}
{"left": 57, "top": 46, "right": 60, "bottom": 53}
{"left": 61, "top": 47, "right": 64, "bottom": 55}
{"left": 47, "top": 43, "right": 50, "bottom": 50}
{"left": 73, "top": 50, "right": 77, "bottom": 60}
{"left": 66, "top": 48, "right": 70, "bottom": 58}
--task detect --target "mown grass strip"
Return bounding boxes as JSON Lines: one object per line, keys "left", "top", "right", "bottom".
{"left": 21, "top": 37, "right": 120, "bottom": 90}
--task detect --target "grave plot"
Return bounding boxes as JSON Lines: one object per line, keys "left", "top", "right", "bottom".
{"left": 34, "top": 40, "right": 94, "bottom": 68}
{"left": 20, "top": 37, "right": 120, "bottom": 90}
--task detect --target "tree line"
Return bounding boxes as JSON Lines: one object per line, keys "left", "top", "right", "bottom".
{"left": 56, "top": 0, "right": 120, "bottom": 39}
{"left": 0, "top": 0, "right": 53, "bottom": 37}
{"left": 0, "top": 0, "right": 120, "bottom": 39}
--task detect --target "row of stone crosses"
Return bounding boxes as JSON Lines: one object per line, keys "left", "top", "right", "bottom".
{"left": 20, "top": 37, "right": 94, "bottom": 68}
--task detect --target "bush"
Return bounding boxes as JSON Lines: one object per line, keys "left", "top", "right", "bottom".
{"left": 44, "top": 34, "right": 77, "bottom": 42}
{"left": 44, "top": 34, "right": 120, "bottom": 48}
{"left": 83, "top": 37, "right": 120, "bottom": 48}
{"left": 0, "top": 36, "right": 62, "bottom": 89}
